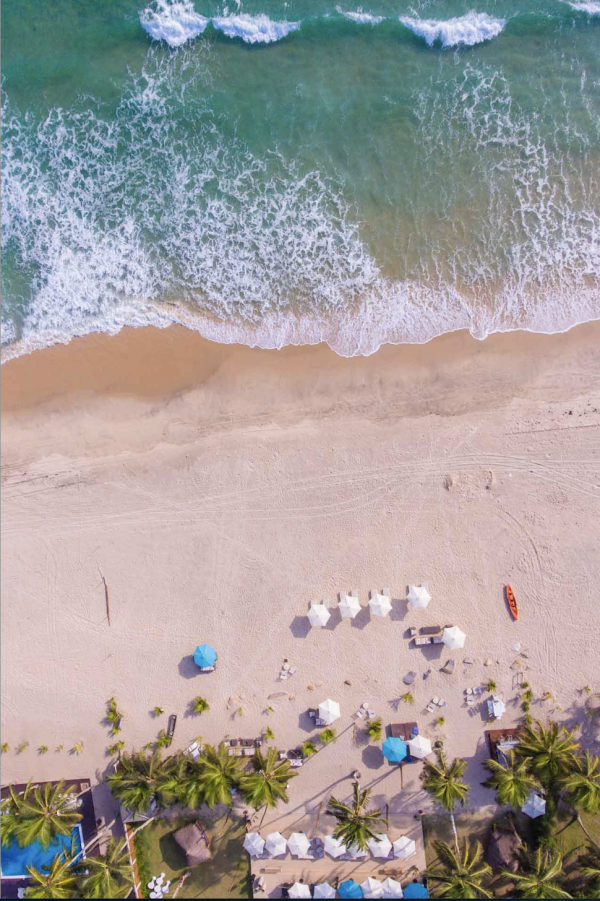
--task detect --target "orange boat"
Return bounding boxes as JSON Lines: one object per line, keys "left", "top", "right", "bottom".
{"left": 505, "top": 585, "right": 518, "bottom": 620}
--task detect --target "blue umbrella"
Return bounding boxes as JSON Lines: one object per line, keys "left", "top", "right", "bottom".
{"left": 193, "top": 644, "right": 217, "bottom": 668}
{"left": 338, "top": 880, "right": 363, "bottom": 899}
{"left": 381, "top": 737, "right": 407, "bottom": 763}
{"left": 403, "top": 883, "right": 429, "bottom": 899}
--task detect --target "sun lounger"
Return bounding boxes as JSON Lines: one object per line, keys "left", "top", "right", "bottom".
{"left": 289, "top": 667, "right": 297, "bottom": 675}
{"left": 288, "top": 758, "right": 303, "bottom": 767}
{"left": 199, "top": 665, "right": 215, "bottom": 672}
{"left": 241, "top": 748, "right": 254, "bottom": 757}
{"left": 264, "top": 867, "right": 282, "bottom": 874}
{"left": 308, "top": 709, "right": 317, "bottom": 718}
{"left": 414, "top": 637, "right": 432, "bottom": 647}
{"left": 226, "top": 747, "right": 236, "bottom": 756}
{"left": 420, "top": 625, "right": 442, "bottom": 635}
{"left": 426, "top": 703, "right": 437, "bottom": 712}
{"left": 239, "top": 738, "right": 254, "bottom": 747}
{"left": 167, "top": 714, "right": 177, "bottom": 738}
{"left": 432, "top": 635, "right": 445, "bottom": 644}
{"left": 355, "top": 709, "right": 364, "bottom": 718}
{"left": 254, "top": 739, "right": 263, "bottom": 747}
{"left": 466, "top": 697, "right": 475, "bottom": 706}
{"left": 279, "top": 751, "right": 288, "bottom": 760}
{"left": 383, "top": 587, "right": 391, "bottom": 597}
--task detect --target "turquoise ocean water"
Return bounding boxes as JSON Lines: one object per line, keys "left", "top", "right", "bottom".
{"left": 2, "top": 0, "right": 599, "bottom": 357}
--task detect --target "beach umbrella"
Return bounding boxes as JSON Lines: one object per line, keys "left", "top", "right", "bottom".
{"left": 382, "top": 737, "right": 407, "bottom": 763}
{"left": 491, "top": 696, "right": 506, "bottom": 719}
{"left": 314, "top": 884, "right": 336, "bottom": 900}
{"left": 393, "top": 836, "right": 416, "bottom": 860}
{"left": 382, "top": 877, "right": 404, "bottom": 898}
{"left": 339, "top": 593, "right": 361, "bottom": 619}
{"left": 288, "top": 832, "right": 311, "bottom": 856}
{"left": 346, "top": 843, "right": 369, "bottom": 859}
{"left": 442, "top": 626, "right": 466, "bottom": 650}
{"left": 362, "top": 877, "right": 384, "bottom": 898}
{"left": 407, "top": 584, "right": 431, "bottom": 610}
{"left": 403, "top": 884, "right": 429, "bottom": 899}
{"left": 339, "top": 880, "right": 363, "bottom": 899}
{"left": 318, "top": 698, "right": 341, "bottom": 725}
{"left": 289, "top": 884, "right": 312, "bottom": 899}
{"left": 308, "top": 602, "right": 331, "bottom": 628}
{"left": 265, "top": 831, "right": 287, "bottom": 856}
{"left": 407, "top": 735, "right": 432, "bottom": 759}
{"left": 193, "top": 643, "right": 217, "bottom": 668}
{"left": 367, "top": 833, "right": 392, "bottom": 858}
{"left": 522, "top": 792, "right": 546, "bottom": 818}
{"left": 324, "top": 834, "right": 346, "bottom": 858}
{"left": 243, "top": 832, "right": 265, "bottom": 856}
{"left": 369, "top": 592, "right": 392, "bottom": 618}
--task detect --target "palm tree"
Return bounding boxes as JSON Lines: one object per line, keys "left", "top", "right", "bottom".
{"left": 426, "top": 839, "right": 493, "bottom": 899}
{"left": 25, "top": 850, "right": 79, "bottom": 899}
{"left": 105, "top": 749, "right": 184, "bottom": 816}
{"left": 483, "top": 751, "right": 541, "bottom": 808}
{"left": 502, "top": 847, "right": 572, "bottom": 899}
{"left": 516, "top": 721, "right": 579, "bottom": 787}
{"left": 7, "top": 781, "right": 82, "bottom": 850}
{"left": 422, "top": 751, "right": 469, "bottom": 811}
{"left": 180, "top": 743, "right": 241, "bottom": 809}
{"left": 77, "top": 837, "right": 133, "bottom": 899}
{"left": 558, "top": 751, "right": 600, "bottom": 847}
{"left": 577, "top": 843, "right": 600, "bottom": 896}
{"left": 366, "top": 718, "right": 383, "bottom": 742}
{"left": 239, "top": 748, "right": 297, "bottom": 815}
{"left": 326, "top": 782, "right": 385, "bottom": 852}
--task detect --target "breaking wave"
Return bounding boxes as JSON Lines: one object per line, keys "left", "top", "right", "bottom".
{"left": 399, "top": 12, "right": 507, "bottom": 47}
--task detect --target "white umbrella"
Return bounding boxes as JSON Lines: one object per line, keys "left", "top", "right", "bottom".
{"left": 407, "top": 584, "right": 431, "bottom": 609}
{"left": 318, "top": 698, "right": 341, "bottom": 725}
{"left": 369, "top": 592, "right": 392, "bottom": 618}
{"left": 314, "top": 884, "right": 336, "bottom": 900}
{"left": 522, "top": 792, "right": 546, "bottom": 818}
{"left": 308, "top": 602, "right": 331, "bottom": 628}
{"left": 324, "top": 835, "right": 345, "bottom": 858}
{"left": 367, "top": 833, "right": 392, "bottom": 858}
{"left": 243, "top": 832, "right": 265, "bottom": 856}
{"left": 362, "top": 877, "right": 384, "bottom": 898}
{"left": 393, "top": 835, "right": 416, "bottom": 860}
{"left": 265, "top": 831, "right": 287, "bottom": 856}
{"left": 339, "top": 593, "right": 361, "bottom": 618}
{"left": 382, "top": 877, "right": 404, "bottom": 898}
{"left": 289, "top": 883, "right": 312, "bottom": 899}
{"left": 288, "top": 832, "right": 311, "bottom": 857}
{"left": 346, "top": 843, "right": 368, "bottom": 858}
{"left": 442, "top": 625, "right": 466, "bottom": 649}
{"left": 407, "top": 735, "right": 432, "bottom": 758}
{"left": 491, "top": 696, "right": 506, "bottom": 719}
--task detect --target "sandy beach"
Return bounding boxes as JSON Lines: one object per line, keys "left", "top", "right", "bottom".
{"left": 2, "top": 323, "right": 600, "bottom": 853}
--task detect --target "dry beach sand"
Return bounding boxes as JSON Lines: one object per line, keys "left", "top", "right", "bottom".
{"left": 2, "top": 323, "right": 600, "bottom": 857}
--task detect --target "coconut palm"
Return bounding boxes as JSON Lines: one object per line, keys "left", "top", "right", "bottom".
{"left": 422, "top": 751, "right": 469, "bottom": 811}
{"left": 239, "top": 747, "right": 297, "bottom": 812}
{"left": 483, "top": 751, "right": 541, "bottom": 808}
{"left": 180, "top": 743, "right": 241, "bottom": 809}
{"left": 502, "top": 848, "right": 572, "bottom": 899}
{"left": 326, "top": 782, "right": 385, "bottom": 852}
{"left": 559, "top": 751, "right": 600, "bottom": 814}
{"left": 426, "top": 839, "right": 493, "bottom": 899}
{"left": 77, "top": 837, "right": 133, "bottom": 899}
{"left": 7, "top": 781, "right": 82, "bottom": 851}
{"left": 516, "top": 721, "right": 579, "bottom": 787}
{"left": 105, "top": 749, "right": 184, "bottom": 816}
{"left": 25, "top": 850, "right": 79, "bottom": 899}
{"left": 577, "top": 843, "right": 600, "bottom": 896}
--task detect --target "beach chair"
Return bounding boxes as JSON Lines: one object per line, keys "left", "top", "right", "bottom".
{"left": 200, "top": 665, "right": 215, "bottom": 673}
{"left": 167, "top": 714, "right": 177, "bottom": 738}
{"left": 420, "top": 625, "right": 442, "bottom": 635}
{"left": 432, "top": 635, "right": 445, "bottom": 644}
{"left": 289, "top": 758, "right": 303, "bottom": 767}
{"left": 426, "top": 703, "right": 437, "bottom": 713}
{"left": 308, "top": 708, "right": 317, "bottom": 718}
{"left": 278, "top": 751, "right": 288, "bottom": 760}
{"left": 241, "top": 748, "right": 254, "bottom": 757}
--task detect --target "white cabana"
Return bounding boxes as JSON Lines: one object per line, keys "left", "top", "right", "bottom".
{"left": 369, "top": 592, "right": 392, "bottom": 618}
{"left": 407, "top": 584, "right": 431, "bottom": 610}
{"left": 442, "top": 625, "right": 466, "bottom": 649}
{"left": 367, "top": 833, "right": 392, "bottom": 859}
{"left": 522, "top": 792, "right": 546, "bottom": 819}
{"left": 288, "top": 832, "right": 311, "bottom": 857}
{"left": 318, "top": 698, "right": 341, "bottom": 725}
{"left": 489, "top": 695, "right": 506, "bottom": 720}
{"left": 265, "top": 831, "right": 287, "bottom": 856}
{"left": 308, "top": 602, "right": 331, "bottom": 628}
{"left": 393, "top": 835, "right": 416, "bottom": 860}
{"left": 362, "top": 877, "right": 384, "bottom": 898}
{"left": 289, "top": 883, "right": 312, "bottom": 899}
{"left": 407, "top": 735, "right": 432, "bottom": 758}
{"left": 382, "top": 877, "right": 404, "bottom": 898}
{"left": 243, "top": 832, "right": 265, "bottom": 856}
{"left": 324, "top": 835, "right": 346, "bottom": 858}
{"left": 314, "top": 884, "right": 336, "bottom": 899}
{"left": 339, "top": 593, "right": 361, "bottom": 618}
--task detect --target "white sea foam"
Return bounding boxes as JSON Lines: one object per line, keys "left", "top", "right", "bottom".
{"left": 339, "top": 9, "right": 385, "bottom": 25}
{"left": 564, "top": 1, "right": 600, "bottom": 13}
{"left": 400, "top": 12, "right": 506, "bottom": 47}
{"left": 211, "top": 14, "right": 300, "bottom": 43}
{"left": 140, "top": 0, "right": 209, "bottom": 47}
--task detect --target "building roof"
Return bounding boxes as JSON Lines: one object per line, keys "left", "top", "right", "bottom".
{"left": 485, "top": 827, "right": 520, "bottom": 872}
{"left": 173, "top": 821, "right": 212, "bottom": 866}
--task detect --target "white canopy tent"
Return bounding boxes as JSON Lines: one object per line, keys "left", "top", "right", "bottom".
{"left": 243, "top": 832, "right": 265, "bottom": 857}
{"left": 522, "top": 792, "right": 546, "bottom": 819}
{"left": 339, "top": 593, "right": 361, "bottom": 618}
{"left": 407, "top": 584, "right": 431, "bottom": 610}
{"left": 393, "top": 835, "right": 416, "bottom": 860}
{"left": 442, "top": 626, "right": 466, "bottom": 650}
{"left": 407, "top": 735, "right": 432, "bottom": 758}
{"left": 313, "top": 884, "right": 336, "bottom": 899}
{"left": 265, "top": 832, "right": 287, "bottom": 856}
{"left": 367, "top": 833, "right": 392, "bottom": 859}
{"left": 288, "top": 833, "right": 311, "bottom": 857}
{"left": 369, "top": 592, "right": 392, "bottom": 618}
{"left": 289, "top": 883, "right": 312, "bottom": 899}
{"left": 308, "top": 602, "right": 331, "bottom": 628}
{"left": 362, "top": 877, "right": 384, "bottom": 898}
{"left": 324, "top": 835, "right": 346, "bottom": 858}
{"left": 318, "top": 698, "right": 341, "bottom": 725}
{"left": 382, "top": 877, "right": 404, "bottom": 898}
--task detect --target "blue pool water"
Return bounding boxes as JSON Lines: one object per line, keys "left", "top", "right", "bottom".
{"left": 1, "top": 825, "right": 84, "bottom": 878}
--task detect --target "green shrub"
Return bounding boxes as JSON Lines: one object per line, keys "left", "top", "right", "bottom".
{"left": 485, "top": 680, "right": 497, "bottom": 693}
{"left": 320, "top": 728, "right": 337, "bottom": 745}
{"left": 401, "top": 692, "right": 414, "bottom": 704}
{"left": 366, "top": 718, "right": 382, "bottom": 742}
{"left": 301, "top": 740, "right": 317, "bottom": 758}
{"left": 192, "top": 696, "right": 210, "bottom": 715}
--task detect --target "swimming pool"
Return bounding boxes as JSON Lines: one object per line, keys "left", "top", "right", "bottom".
{"left": 1, "top": 824, "right": 84, "bottom": 878}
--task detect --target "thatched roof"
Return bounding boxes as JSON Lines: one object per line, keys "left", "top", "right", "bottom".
{"left": 486, "top": 827, "right": 519, "bottom": 872}
{"left": 173, "top": 822, "right": 212, "bottom": 866}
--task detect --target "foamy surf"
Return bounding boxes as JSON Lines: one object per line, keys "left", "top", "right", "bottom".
{"left": 564, "top": 1, "right": 600, "bottom": 12}
{"left": 400, "top": 12, "right": 507, "bottom": 47}
{"left": 140, "top": 0, "right": 208, "bottom": 47}
{"left": 211, "top": 14, "right": 300, "bottom": 44}
{"left": 338, "top": 9, "right": 385, "bottom": 25}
